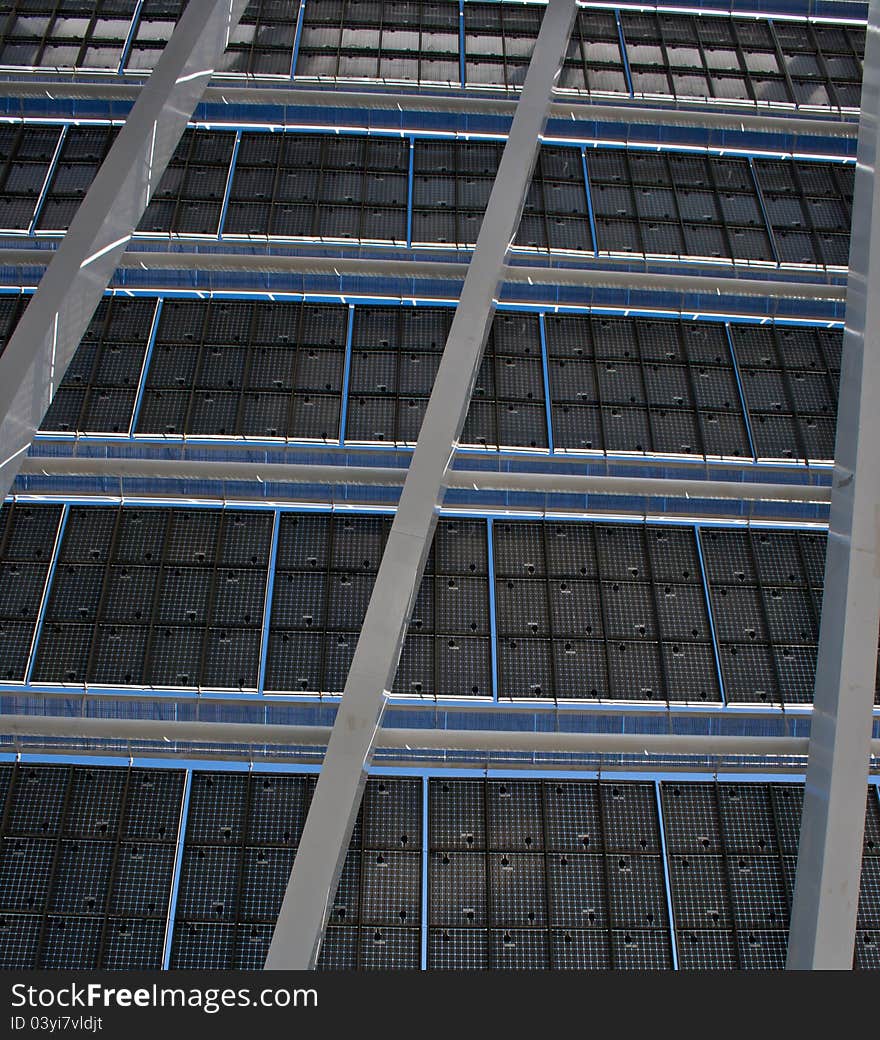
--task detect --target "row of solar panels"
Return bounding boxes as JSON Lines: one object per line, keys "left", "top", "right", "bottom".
{"left": 2, "top": 295, "right": 843, "bottom": 462}
{"left": 0, "top": 766, "right": 877, "bottom": 970}
{"left": 0, "top": 502, "right": 870, "bottom": 706}
{"left": 0, "top": 124, "right": 854, "bottom": 266}
{"left": 0, "top": 1, "right": 866, "bottom": 112}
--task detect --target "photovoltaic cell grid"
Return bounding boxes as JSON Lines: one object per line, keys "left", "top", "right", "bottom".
{"left": 0, "top": 763, "right": 184, "bottom": 969}
{"left": 265, "top": 513, "right": 491, "bottom": 698}
{"left": 730, "top": 323, "right": 841, "bottom": 462}
{"left": 346, "top": 308, "right": 548, "bottom": 449}
{"left": 412, "top": 141, "right": 592, "bottom": 252}
{"left": 0, "top": 0, "right": 138, "bottom": 72}
{"left": 31, "top": 505, "right": 273, "bottom": 691}
{"left": 169, "top": 773, "right": 422, "bottom": 970}
{"left": 36, "top": 125, "right": 117, "bottom": 232}
{"left": 754, "top": 159, "right": 853, "bottom": 268}
{"left": 588, "top": 148, "right": 776, "bottom": 261}
{"left": 41, "top": 296, "right": 155, "bottom": 436}
{"left": 137, "top": 299, "right": 346, "bottom": 441}
{"left": 0, "top": 123, "right": 62, "bottom": 231}
{"left": 620, "top": 12, "right": 864, "bottom": 110}
{"left": 138, "top": 128, "right": 237, "bottom": 237}
{"left": 9, "top": 505, "right": 874, "bottom": 706}
{"left": 428, "top": 778, "right": 673, "bottom": 970}
{"left": 216, "top": 0, "right": 298, "bottom": 78}
{"left": 224, "top": 132, "right": 408, "bottom": 244}
{"left": 19, "top": 296, "right": 846, "bottom": 464}
{"left": 0, "top": 501, "right": 62, "bottom": 682}
{"left": 699, "top": 526, "right": 880, "bottom": 707}
{"left": 546, "top": 314, "right": 753, "bottom": 458}
{"left": 9, "top": 122, "right": 855, "bottom": 266}
{"left": 0, "top": 768, "right": 877, "bottom": 970}
{"left": 296, "top": 0, "right": 460, "bottom": 85}
{"left": 494, "top": 519, "right": 719, "bottom": 704}
{"left": 461, "top": 5, "right": 866, "bottom": 107}
{"left": 0, "top": 2, "right": 866, "bottom": 113}
{"left": 5, "top": 505, "right": 877, "bottom": 707}
{"left": 660, "top": 781, "right": 880, "bottom": 970}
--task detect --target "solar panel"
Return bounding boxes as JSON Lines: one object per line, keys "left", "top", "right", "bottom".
{"left": 170, "top": 773, "right": 421, "bottom": 969}
{"left": 0, "top": 764, "right": 184, "bottom": 968}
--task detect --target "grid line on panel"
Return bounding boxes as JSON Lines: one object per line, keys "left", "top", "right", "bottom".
{"left": 94, "top": 768, "right": 132, "bottom": 966}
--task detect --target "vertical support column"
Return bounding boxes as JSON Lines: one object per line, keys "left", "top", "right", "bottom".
{"left": 786, "top": 0, "right": 880, "bottom": 971}
{"left": 265, "top": 0, "right": 578, "bottom": 970}
{"left": 0, "top": 0, "right": 248, "bottom": 500}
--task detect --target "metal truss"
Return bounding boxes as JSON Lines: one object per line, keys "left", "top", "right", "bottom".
{"left": 0, "top": 0, "right": 248, "bottom": 502}
{"left": 264, "top": 0, "right": 580, "bottom": 970}
{"left": 786, "top": 0, "right": 880, "bottom": 971}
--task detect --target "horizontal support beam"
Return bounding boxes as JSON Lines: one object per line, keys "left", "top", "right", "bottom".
{"left": 0, "top": 248, "right": 848, "bottom": 302}
{"left": 6, "top": 712, "right": 876, "bottom": 759}
{"left": 16, "top": 456, "right": 832, "bottom": 504}
{"left": 0, "top": 78, "right": 858, "bottom": 140}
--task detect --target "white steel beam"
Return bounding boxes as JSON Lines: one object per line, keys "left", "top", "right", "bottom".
{"left": 0, "top": 0, "right": 247, "bottom": 499}
{"left": 0, "top": 80, "right": 859, "bottom": 140}
{"left": 8, "top": 711, "right": 877, "bottom": 760}
{"left": 0, "top": 247, "right": 850, "bottom": 303}
{"left": 16, "top": 455, "right": 833, "bottom": 506}
{"left": 264, "top": 0, "right": 579, "bottom": 971}
{"left": 786, "top": 0, "right": 880, "bottom": 971}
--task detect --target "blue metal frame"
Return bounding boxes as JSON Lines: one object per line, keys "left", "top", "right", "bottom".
{"left": 28, "top": 126, "right": 67, "bottom": 236}
{"left": 290, "top": 0, "right": 307, "bottom": 80}
{"left": 338, "top": 303, "right": 356, "bottom": 446}
{"left": 406, "top": 138, "right": 415, "bottom": 249}
{"left": 614, "top": 8, "right": 635, "bottom": 99}
{"left": 749, "top": 156, "right": 781, "bottom": 267}
{"left": 654, "top": 779, "right": 679, "bottom": 970}
{"left": 420, "top": 775, "right": 429, "bottom": 970}
{"left": 694, "top": 523, "right": 728, "bottom": 707}
{"left": 486, "top": 516, "right": 499, "bottom": 703}
{"left": 580, "top": 147, "right": 599, "bottom": 257}
{"left": 538, "top": 313, "right": 555, "bottom": 453}
{"left": 725, "top": 321, "right": 759, "bottom": 462}
{"left": 257, "top": 509, "right": 281, "bottom": 695}
{"left": 459, "top": 0, "right": 466, "bottom": 90}
{"left": 24, "top": 504, "right": 67, "bottom": 684}
{"left": 217, "top": 130, "right": 242, "bottom": 240}
{"left": 117, "top": 0, "right": 144, "bottom": 75}
{"left": 162, "top": 767, "right": 192, "bottom": 970}
{"left": 128, "top": 296, "right": 163, "bottom": 436}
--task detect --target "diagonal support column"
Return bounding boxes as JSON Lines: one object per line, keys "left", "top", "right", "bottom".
{"left": 0, "top": 0, "right": 247, "bottom": 497}
{"left": 264, "top": 0, "right": 578, "bottom": 971}
{"left": 786, "top": 0, "right": 880, "bottom": 971}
